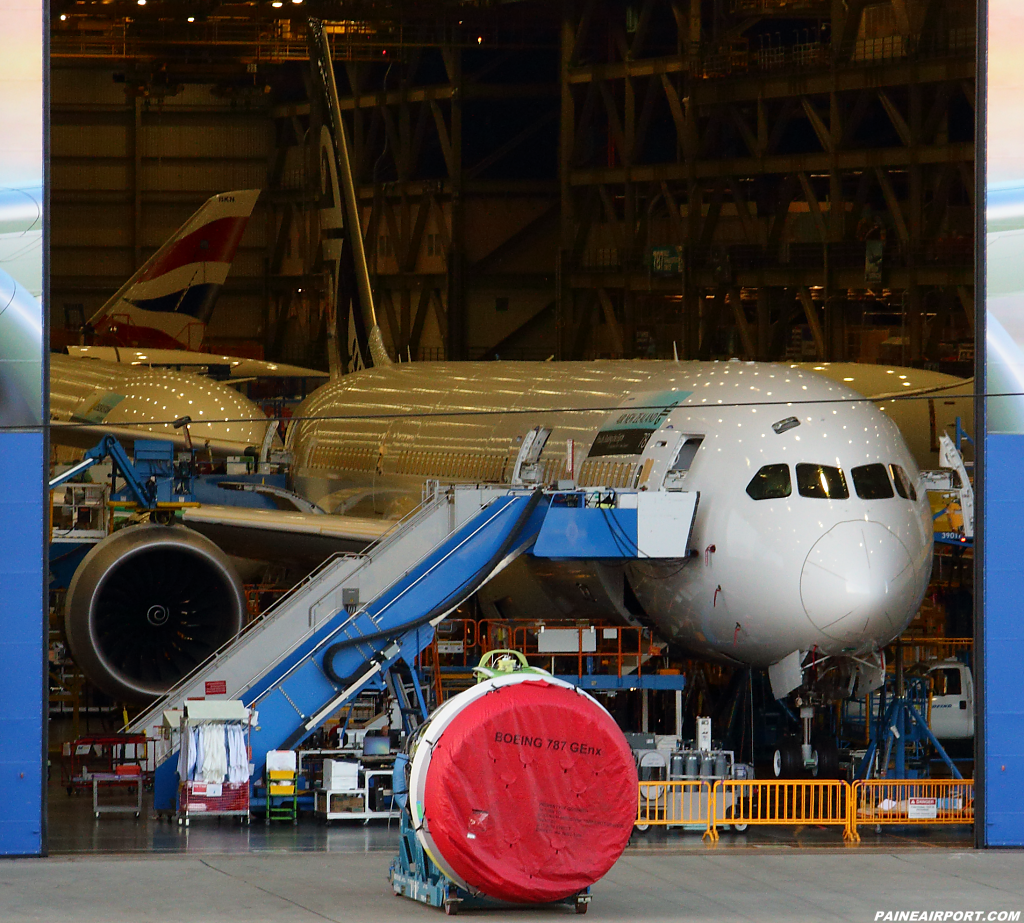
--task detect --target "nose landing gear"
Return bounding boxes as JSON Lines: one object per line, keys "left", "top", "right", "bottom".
{"left": 772, "top": 704, "right": 840, "bottom": 779}
{"left": 772, "top": 740, "right": 802, "bottom": 778}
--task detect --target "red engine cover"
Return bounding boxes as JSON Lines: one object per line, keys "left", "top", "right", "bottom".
{"left": 422, "top": 679, "right": 637, "bottom": 904}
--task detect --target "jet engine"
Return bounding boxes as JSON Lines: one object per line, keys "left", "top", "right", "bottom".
{"left": 65, "top": 525, "right": 246, "bottom": 703}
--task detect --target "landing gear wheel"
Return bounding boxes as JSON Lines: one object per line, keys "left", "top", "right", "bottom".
{"left": 575, "top": 898, "right": 589, "bottom": 914}
{"left": 772, "top": 740, "right": 801, "bottom": 778}
{"left": 634, "top": 823, "right": 650, "bottom": 834}
{"left": 443, "top": 899, "right": 459, "bottom": 916}
{"left": 811, "top": 737, "right": 840, "bottom": 779}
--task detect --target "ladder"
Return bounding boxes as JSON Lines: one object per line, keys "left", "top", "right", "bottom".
{"left": 140, "top": 485, "right": 546, "bottom": 810}
{"left": 135, "top": 483, "right": 698, "bottom": 812}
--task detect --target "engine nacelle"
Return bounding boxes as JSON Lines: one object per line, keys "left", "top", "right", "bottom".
{"left": 65, "top": 524, "right": 246, "bottom": 703}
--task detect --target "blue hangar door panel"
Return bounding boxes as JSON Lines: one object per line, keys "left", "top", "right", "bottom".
{"left": 981, "top": 436, "right": 1024, "bottom": 845}
{"left": 984, "top": 0, "right": 1024, "bottom": 846}
{"left": 0, "top": 0, "right": 47, "bottom": 856}
{"left": 0, "top": 436, "right": 46, "bottom": 855}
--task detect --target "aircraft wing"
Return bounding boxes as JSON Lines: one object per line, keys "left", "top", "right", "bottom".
{"left": 862, "top": 378, "right": 974, "bottom": 401}
{"left": 181, "top": 504, "right": 390, "bottom": 566}
{"left": 49, "top": 420, "right": 267, "bottom": 460}
{"left": 68, "top": 346, "right": 330, "bottom": 380}
{"left": 795, "top": 362, "right": 972, "bottom": 399}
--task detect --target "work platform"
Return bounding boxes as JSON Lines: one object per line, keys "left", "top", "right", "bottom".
{"left": 130, "top": 484, "right": 696, "bottom": 812}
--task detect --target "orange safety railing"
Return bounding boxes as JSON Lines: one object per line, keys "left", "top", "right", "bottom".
{"left": 417, "top": 619, "right": 479, "bottom": 707}
{"left": 243, "top": 585, "right": 289, "bottom": 619}
{"left": 851, "top": 779, "right": 974, "bottom": 836}
{"left": 432, "top": 619, "right": 478, "bottom": 666}
{"left": 636, "top": 780, "right": 716, "bottom": 840}
{"left": 712, "top": 779, "right": 858, "bottom": 841}
{"left": 898, "top": 637, "right": 973, "bottom": 663}
{"left": 476, "top": 621, "right": 650, "bottom": 679}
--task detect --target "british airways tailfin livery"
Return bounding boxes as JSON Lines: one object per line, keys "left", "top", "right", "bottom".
{"left": 87, "top": 189, "right": 260, "bottom": 350}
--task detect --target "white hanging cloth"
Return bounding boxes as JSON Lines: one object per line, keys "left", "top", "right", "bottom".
{"left": 200, "top": 724, "right": 228, "bottom": 783}
{"left": 176, "top": 727, "right": 202, "bottom": 781}
{"left": 226, "top": 724, "right": 249, "bottom": 784}
{"left": 177, "top": 720, "right": 248, "bottom": 784}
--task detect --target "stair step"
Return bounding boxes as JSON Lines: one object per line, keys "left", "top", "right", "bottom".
{"left": 141, "top": 487, "right": 544, "bottom": 813}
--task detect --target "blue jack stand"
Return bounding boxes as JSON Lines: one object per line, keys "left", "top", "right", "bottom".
{"left": 856, "top": 643, "right": 963, "bottom": 781}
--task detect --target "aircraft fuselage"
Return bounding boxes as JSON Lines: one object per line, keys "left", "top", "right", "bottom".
{"left": 287, "top": 360, "right": 933, "bottom": 668}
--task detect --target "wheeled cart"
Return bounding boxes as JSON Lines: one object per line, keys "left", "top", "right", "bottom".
{"left": 174, "top": 699, "right": 251, "bottom": 826}
{"left": 90, "top": 772, "right": 143, "bottom": 819}
{"left": 315, "top": 768, "right": 397, "bottom": 823}
{"left": 265, "top": 750, "right": 298, "bottom": 825}
{"left": 177, "top": 781, "right": 250, "bottom": 826}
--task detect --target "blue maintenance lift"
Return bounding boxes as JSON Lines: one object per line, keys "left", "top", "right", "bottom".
{"left": 128, "top": 484, "right": 695, "bottom": 815}
{"left": 49, "top": 434, "right": 196, "bottom": 514}
{"left": 48, "top": 435, "right": 197, "bottom": 588}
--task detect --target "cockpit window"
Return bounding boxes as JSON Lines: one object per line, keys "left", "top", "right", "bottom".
{"left": 890, "top": 464, "right": 918, "bottom": 501}
{"left": 796, "top": 463, "right": 849, "bottom": 500}
{"left": 746, "top": 464, "right": 792, "bottom": 500}
{"left": 851, "top": 464, "right": 894, "bottom": 500}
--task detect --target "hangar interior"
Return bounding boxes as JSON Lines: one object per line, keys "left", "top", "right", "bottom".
{"left": 43, "top": 0, "right": 979, "bottom": 860}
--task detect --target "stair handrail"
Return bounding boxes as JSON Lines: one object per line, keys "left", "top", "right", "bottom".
{"left": 133, "top": 486, "right": 526, "bottom": 740}
{"left": 243, "top": 492, "right": 529, "bottom": 709}
{"left": 127, "top": 487, "right": 450, "bottom": 733}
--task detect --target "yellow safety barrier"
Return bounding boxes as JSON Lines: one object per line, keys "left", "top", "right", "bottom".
{"left": 636, "top": 778, "right": 974, "bottom": 843}
{"left": 851, "top": 779, "right": 974, "bottom": 837}
{"left": 635, "top": 780, "right": 717, "bottom": 841}
{"left": 712, "top": 779, "right": 858, "bottom": 841}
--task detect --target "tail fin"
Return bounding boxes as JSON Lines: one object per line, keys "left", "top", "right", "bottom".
{"left": 88, "top": 189, "right": 260, "bottom": 350}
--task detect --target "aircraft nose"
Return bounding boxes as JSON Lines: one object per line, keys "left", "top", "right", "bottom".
{"left": 800, "top": 521, "right": 918, "bottom": 645}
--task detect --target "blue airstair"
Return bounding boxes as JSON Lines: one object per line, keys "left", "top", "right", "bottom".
{"left": 130, "top": 484, "right": 698, "bottom": 812}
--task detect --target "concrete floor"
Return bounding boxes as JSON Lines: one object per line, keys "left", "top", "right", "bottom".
{"left": 4, "top": 849, "right": 1024, "bottom": 922}
{"left": 33, "top": 777, "right": 1006, "bottom": 922}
